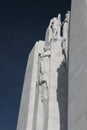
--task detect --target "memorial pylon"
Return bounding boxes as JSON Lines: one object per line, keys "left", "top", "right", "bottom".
{"left": 17, "top": 12, "right": 70, "bottom": 130}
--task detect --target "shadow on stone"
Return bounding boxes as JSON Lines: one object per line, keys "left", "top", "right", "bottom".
{"left": 57, "top": 62, "right": 68, "bottom": 130}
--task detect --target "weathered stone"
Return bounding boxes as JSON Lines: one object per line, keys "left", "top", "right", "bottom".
{"left": 17, "top": 12, "right": 70, "bottom": 130}
{"left": 68, "top": 0, "right": 87, "bottom": 130}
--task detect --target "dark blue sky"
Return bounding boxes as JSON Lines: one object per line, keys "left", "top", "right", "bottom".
{"left": 0, "top": 0, "right": 71, "bottom": 130}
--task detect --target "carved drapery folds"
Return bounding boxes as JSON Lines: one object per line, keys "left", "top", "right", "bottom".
{"left": 45, "top": 14, "right": 61, "bottom": 44}
{"left": 37, "top": 48, "right": 51, "bottom": 103}
{"left": 61, "top": 11, "right": 70, "bottom": 64}
{"left": 45, "top": 11, "right": 70, "bottom": 64}
{"left": 36, "top": 11, "right": 70, "bottom": 102}
{"left": 40, "top": 81, "right": 48, "bottom": 103}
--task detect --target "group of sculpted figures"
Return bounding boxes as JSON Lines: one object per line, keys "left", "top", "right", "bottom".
{"left": 45, "top": 11, "right": 70, "bottom": 63}
{"left": 36, "top": 11, "right": 70, "bottom": 105}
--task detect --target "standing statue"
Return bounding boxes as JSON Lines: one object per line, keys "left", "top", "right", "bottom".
{"left": 63, "top": 11, "right": 70, "bottom": 38}
{"left": 39, "top": 49, "right": 50, "bottom": 84}
{"left": 61, "top": 11, "right": 70, "bottom": 64}
{"left": 45, "top": 14, "right": 62, "bottom": 45}
{"left": 37, "top": 48, "right": 50, "bottom": 103}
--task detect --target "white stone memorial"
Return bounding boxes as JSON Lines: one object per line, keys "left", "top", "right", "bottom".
{"left": 16, "top": 11, "right": 70, "bottom": 130}
{"left": 17, "top": 1, "right": 87, "bottom": 129}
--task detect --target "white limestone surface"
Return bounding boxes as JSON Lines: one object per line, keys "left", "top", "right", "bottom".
{"left": 17, "top": 12, "right": 70, "bottom": 130}
{"left": 68, "top": 0, "right": 87, "bottom": 130}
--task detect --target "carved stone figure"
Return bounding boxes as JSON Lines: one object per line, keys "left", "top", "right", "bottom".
{"left": 62, "top": 11, "right": 70, "bottom": 63}
{"left": 45, "top": 14, "right": 62, "bottom": 44}
{"left": 37, "top": 50, "right": 50, "bottom": 95}
{"left": 40, "top": 81, "right": 48, "bottom": 102}
{"left": 63, "top": 11, "right": 70, "bottom": 38}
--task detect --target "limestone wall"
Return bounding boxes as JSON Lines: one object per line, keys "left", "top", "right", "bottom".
{"left": 68, "top": 0, "right": 87, "bottom": 129}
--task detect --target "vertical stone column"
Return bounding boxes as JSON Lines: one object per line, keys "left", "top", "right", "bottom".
{"left": 16, "top": 40, "right": 45, "bottom": 130}
{"left": 46, "top": 14, "right": 64, "bottom": 130}
{"left": 48, "top": 39, "right": 63, "bottom": 130}
{"left": 26, "top": 41, "right": 45, "bottom": 130}
{"left": 68, "top": 0, "right": 87, "bottom": 130}
{"left": 36, "top": 48, "right": 51, "bottom": 130}
{"left": 16, "top": 46, "right": 35, "bottom": 130}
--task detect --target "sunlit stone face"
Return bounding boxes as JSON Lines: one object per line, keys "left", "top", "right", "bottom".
{"left": 16, "top": 11, "right": 70, "bottom": 130}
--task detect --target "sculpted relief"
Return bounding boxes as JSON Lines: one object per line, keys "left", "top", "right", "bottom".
{"left": 37, "top": 48, "right": 50, "bottom": 103}
{"left": 61, "top": 11, "right": 70, "bottom": 63}
{"left": 45, "top": 12, "right": 70, "bottom": 64}
{"left": 45, "top": 14, "right": 61, "bottom": 44}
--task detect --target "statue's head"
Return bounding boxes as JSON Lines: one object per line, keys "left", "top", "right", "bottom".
{"left": 57, "top": 14, "right": 61, "bottom": 21}
{"left": 65, "top": 11, "right": 70, "bottom": 20}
